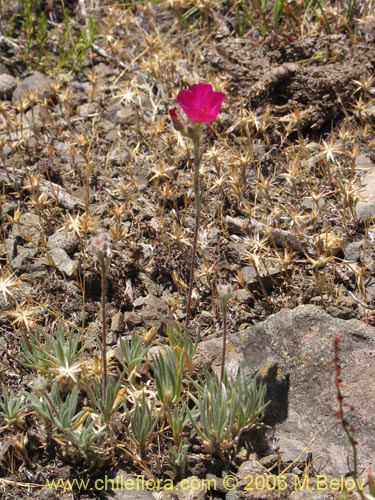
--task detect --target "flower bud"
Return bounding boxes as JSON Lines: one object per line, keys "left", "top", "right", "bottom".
{"left": 169, "top": 107, "right": 188, "bottom": 132}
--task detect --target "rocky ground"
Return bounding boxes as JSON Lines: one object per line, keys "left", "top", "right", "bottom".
{"left": 0, "top": 1, "right": 375, "bottom": 499}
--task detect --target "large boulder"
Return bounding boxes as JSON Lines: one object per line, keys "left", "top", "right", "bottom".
{"left": 195, "top": 305, "right": 375, "bottom": 477}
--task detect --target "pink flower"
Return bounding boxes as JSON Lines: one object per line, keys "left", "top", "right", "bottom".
{"left": 176, "top": 83, "right": 226, "bottom": 123}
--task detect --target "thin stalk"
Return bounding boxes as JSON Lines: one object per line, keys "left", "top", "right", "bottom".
{"left": 80, "top": 155, "right": 91, "bottom": 342}
{"left": 185, "top": 128, "right": 202, "bottom": 331}
{"left": 90, "top": 232, "right": 111, "bottom": 407}
{"left": 220, "top": 305, "right": 227, "bottom": 383}
{"left": 333, "top": 335, "right": 365, "bottom": 500}
{"left": 218, "top": 284, "right": 231, "bottom": 383}
{"left": 101, "top": 264, "right": 107, "bottom": 404}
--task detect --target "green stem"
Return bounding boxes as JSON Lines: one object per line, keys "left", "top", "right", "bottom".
{"left": 185, "top": 127, "right": 202, "bottom": 332}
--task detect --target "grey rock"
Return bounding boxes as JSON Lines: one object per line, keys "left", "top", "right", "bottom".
{"left": 0, "top": 168, "right": 83, "bottom": 210}
{"left": 100, "top": 118, "right": 117, "bottom": 134}
{"left": 259, "top": 453, "right": 278, "bottom": 468}
{"left": 0, "top": 73, "right": 17, "bottom": 99}
{"left": 289, "top": 493, "right": 330, "bottom": 500}
{"left": 253, "top": 140, "right": 268, "bottom": 161}
{"left": 237, "top": 459, "right": 264, "bottom": 478}
{"left": 186, "top": 453, "right": 222, "bottom": 478}
{"left": 0, "top": 63, "right": 10, "bottom": 75}
{"left": 11, "top": 247, "right": 37, "bottom": 272}
{"left": 291, "top": 466, "right": 304, "bottom": 475}
{"left": 47, "top": 231, "right": 79, "bottom": 255}
{"left": 193, "top": 336, "right": 242, "bottom": 377}
{"left": 226, "top": 492, "right": 240, "bottom": 500}
{"left": 49, "top": 247, "right": 78, "bottom": 278}
{"left": 133, "top": 296, "right": 147, "bottom": 308}
{"left": 51, "top": 140, "right": 69, "bottom": 153}
{"left": 301, "top": 196, "right": 325, "bottom": 211}
{"left": 325, "top": 305, "right": 356, "bottom": 319}
{"left": 93, "top": 62, "right": 113, "bottom": 78}
{"left": 77, "top": 102, "right": 97, "bottom": 117}
{"left": 12, "top": 71, "right": 54, "bottom": 106}
{"left": 197, "top": 305, "right": 375, "bottom": 477}
{"left": 124, "top": 311, "right": 143, "bottom": 327}
{"left": 98, "top": 470, "right": 157, "bottom": 499}
{"left": 240, "top": 262, "right": 285, "bottom": 292}
{"left": 139, "top": 271, "right": 161, "bottom": 296}
{"left": 278, "top": 436, "right": 310, "bottom": 463}
{"left": 5, "top": 237, "right": 18, "bottom": 262}
{"left": 38, "top": 489, "right": 61, "bottom": 500}
{"left": 159, "top": 494, "right": 181, "bottom": 500}
{"left": 39, "top": 489, "right": 60, "bottom": 500}
{"left": 205, "top": 474, "right": 226, "bottom": 493}
{"left": 344, "top": 239, "right": 365, "bottom": 261}
{"left": 12, "top": 213, "right": 41, "bottom": 245}
{"left": 232, "top": 288, "right": 252, "bottom": 304}
{"left": 0, "top": 336, "right": 7, "bottom": 357}
{"left": 25, "top": 103, "right": 54, "bottom": 129}
{"left": 344, "top": 238, "right": 375, "bottom": 269}
{"left": 353, "top": 105, "right": 375, "bottom": 120}
{"left": 173, "top": 476, "right": 206, "bottom": 500}
{"left": 28, "top": 255, "right": 50, "bottom": 277}
{"left": 44, "top": 181, "right": 83, "bottom": 210}
{"left": 70, "top": 79, "right": 92, "bottom": 94}
{"left": 105, "top": 104, "right": 138, "bottom": 125}
{"left": 356, "top": 166, "right": 375, "bottom": 221}
{"left": 111, "top": 311, "right": 125, "bottom": 334}
{"left": 355, "top": 151, "right": 374, "bottom": 172}
{"left": 107, "top": 331, "right": 119, "bottom": 346}
{"left": 2, "top": 201, "right": 19, "bottom": 216}
{"left": 199, "top": 310, "right": 214, "bottom": 327}
{"left": 136, "top": 294, "right": 171, "bottom": 331}
{"left": 233, "top": 488, "right": 272, "bottom": 500}
{"left": 364, "top": 275, "right": 375, "bottom": 303}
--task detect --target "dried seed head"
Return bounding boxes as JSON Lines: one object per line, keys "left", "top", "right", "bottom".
{"left": 217, "top": 283, "right": 233, "bottom": 311}
{"left": 30, "top": 376, "right": 49, "bottom": 395}
{"left": 90, "top": 232, "right": 111, "bottom": 269}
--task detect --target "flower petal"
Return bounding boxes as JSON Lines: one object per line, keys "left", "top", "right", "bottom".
{"left": 176, "top": 83, "right": 226, "bottom": 123}
{"left": 177, "top": 88, "right": 196, "bottom": 108}
{"left": 190, "top": 83, "right": 213, "bottom": 105}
